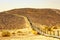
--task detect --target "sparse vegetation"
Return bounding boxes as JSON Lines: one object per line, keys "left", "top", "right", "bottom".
{"left": 1, "top": 31, "right": 11, "bottom": 37}
{"left": 31, "top": 30, "right": 38, "bottom": 35}
{"left": 17, "top": 31, "right": 22, "bottom": 33}
{"left": 12, "top": 32, "right": 16, "bottom": 36}
{"left": 17, "top": 31, "right": 25, "bottom": 35}
{"left": 0, "top": 8, "right": 60, "bottom": 39}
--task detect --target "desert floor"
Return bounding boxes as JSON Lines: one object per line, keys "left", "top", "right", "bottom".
{"left": 0, "top": 35, "right": 59, "bottom": 40}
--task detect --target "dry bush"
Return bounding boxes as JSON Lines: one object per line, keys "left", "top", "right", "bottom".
{"left": 17, "top": 31, "right": 22, "bottom": 33}
{"left": 1, "top": 31, "right": 11, "bottom": 37}
{"left": 17, "top": 31, "right": 23, "bottom": 35}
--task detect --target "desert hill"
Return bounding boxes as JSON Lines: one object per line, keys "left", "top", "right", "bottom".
{"left": 0, "top": 8, "right": 60, "bottom": 30}
{"left": 0, "top": 13, "right": 27, "bottom": 30}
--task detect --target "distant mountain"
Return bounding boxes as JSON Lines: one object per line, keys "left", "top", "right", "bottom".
{"left": 0, "top": 8, "right": 60, "bottom": 29}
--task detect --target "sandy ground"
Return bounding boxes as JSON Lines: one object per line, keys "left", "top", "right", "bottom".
{"left": 0, "top": 35, "right": 59, "bottom": 40}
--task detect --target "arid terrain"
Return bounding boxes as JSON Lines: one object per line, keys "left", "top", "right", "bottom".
{"left": 1, "top": 8, "right": 60, "bottom": 29}
{"left": 0, "top": 35, "right": 59, "bottom": 40}
{"left": 0, "top": 8, "right": 60, "bottom": 40}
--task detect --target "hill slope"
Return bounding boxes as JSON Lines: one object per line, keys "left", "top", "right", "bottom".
{"left": 0, "top": 8, "right": 60, "bottom": 30}
{"left": 0, "top": 13, "right": 27, "bottom": 29}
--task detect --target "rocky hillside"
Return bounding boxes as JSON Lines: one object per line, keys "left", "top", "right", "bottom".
{"left": 0, "top": 13, "right": 27, "bottom": 29}
{"left": 0, "top": 8, "right": 60, "bottom": 30}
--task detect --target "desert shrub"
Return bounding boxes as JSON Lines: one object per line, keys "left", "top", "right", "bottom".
{"left": 1, "top": 31, "right": 11, "bottom": 37}
{"left": 12, "top": 32, "right": 16, "bottom": 36}
{"left": 17, "top": 31, "right": 22, "bottom": 33}
{"left": 17, "top": 31, "right": 23, "bottom": 35}
{"left": 31, "top": 30, "right": 38, "bottom": 35}
{"left": 12, "top": 32, "right": 15, "bottom": 34}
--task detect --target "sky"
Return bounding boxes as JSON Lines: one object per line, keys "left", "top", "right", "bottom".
{"left": 0, "top": 0, "right": 60, "bottom": 12}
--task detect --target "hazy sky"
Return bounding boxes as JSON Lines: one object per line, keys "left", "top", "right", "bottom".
{"left": 0, "top": 0, "right": 60, "bottom": 12}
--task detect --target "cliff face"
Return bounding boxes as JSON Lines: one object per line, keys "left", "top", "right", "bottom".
{"left": 0, "top": 8, "right": 60, "bottom": 30}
